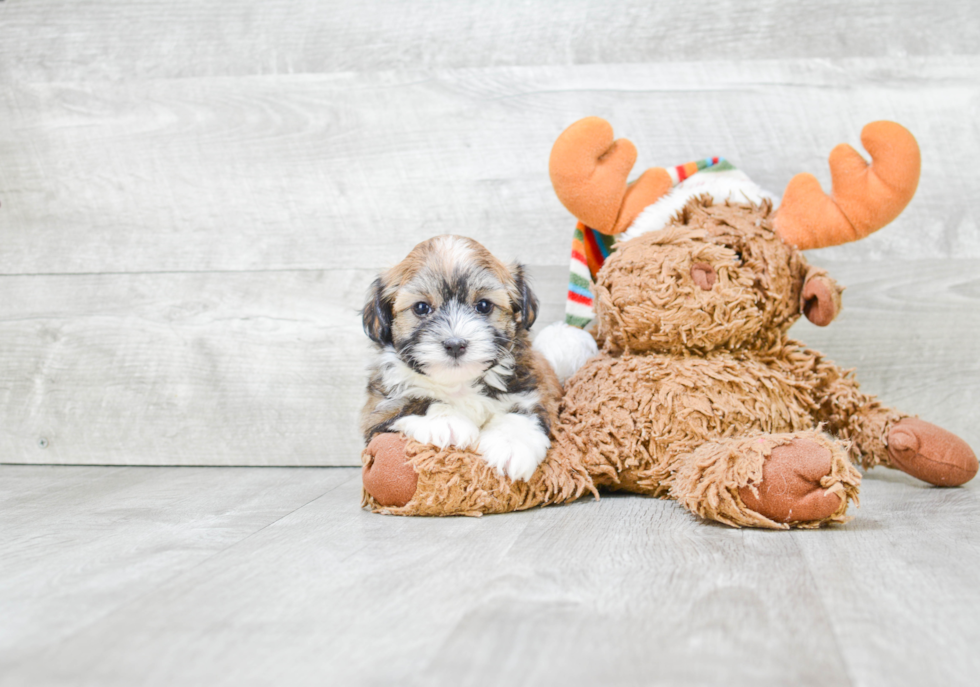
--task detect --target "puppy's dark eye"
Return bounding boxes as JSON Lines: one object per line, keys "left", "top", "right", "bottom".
{"left": 475, "top": 299, "right": 494, "bottom": 315}
{"left": 412, "top": 302, "right": 432, "bottom": 317}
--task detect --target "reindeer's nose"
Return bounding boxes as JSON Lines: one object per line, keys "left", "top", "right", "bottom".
{"left": 691, "top": 263, "right": 717, "bottom": 291}
{"left": 443, "top": 338, "right": 468, "bottom": 359}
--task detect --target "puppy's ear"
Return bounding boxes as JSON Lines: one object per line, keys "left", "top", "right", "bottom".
{"left": 362, "top": 277, "right": 394, "bottom": 345}
{"left": 511, "top": 264, "right": 539, "bottom": 330}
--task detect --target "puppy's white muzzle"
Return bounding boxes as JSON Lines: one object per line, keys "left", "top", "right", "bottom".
{"left": 415, "top": 303, "right": 498, "bottom": 381}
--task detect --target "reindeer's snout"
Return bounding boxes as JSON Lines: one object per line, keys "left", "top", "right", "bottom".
{"left": 690, "top": 263, "right": 717, "bottom": 291}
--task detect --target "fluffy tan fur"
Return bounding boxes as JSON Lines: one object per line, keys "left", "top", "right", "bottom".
{"left": 362, "top": 197, "right": 975, "bottom": 526}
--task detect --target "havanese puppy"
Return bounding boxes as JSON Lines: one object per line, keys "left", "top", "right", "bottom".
{"left": 360, "top": 235, "right": 559, "bottom": 481}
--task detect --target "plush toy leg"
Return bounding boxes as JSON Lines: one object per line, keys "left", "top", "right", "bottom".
{"left": 812, "top": 368, "right": 977, "bottom": 485}
{"left": 362, "top": 433, "right": 418, "bottom": 508}
{"left": 361, "top": 432, "right": 596, "bottom": 516}
{"left": 819, "top": 379, "right": 978, "bottom": 486}
{"left": 813, "top": 370, "right": 906, "bottom": 466}
{"left": 884, "top": 418, "right": 978, "bottom": 487}
{"left": 837, "top": 406, "right": 977, "bottom": 486}
{"left": 670, "top": 431, "right": 861, "bottom": 529}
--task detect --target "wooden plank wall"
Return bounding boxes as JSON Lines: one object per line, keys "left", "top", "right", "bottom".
{"left": 0, "top": 0, "right": 978, "bottom": 465}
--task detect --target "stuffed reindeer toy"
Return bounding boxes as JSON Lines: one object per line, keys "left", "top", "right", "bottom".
{"left": 360, "top": 117, "right": 977, "bottom": 528}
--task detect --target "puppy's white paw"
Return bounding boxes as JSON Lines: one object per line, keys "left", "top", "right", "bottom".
{"left": 478, "top": 413, "right": 550, "bottom": 482}
{"left": 392, "top": 411, "right": 480, "bottom": 450}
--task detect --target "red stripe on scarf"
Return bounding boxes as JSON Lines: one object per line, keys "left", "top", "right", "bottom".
{"left": 582, "top": 227, "right": 606, "bottom": 278}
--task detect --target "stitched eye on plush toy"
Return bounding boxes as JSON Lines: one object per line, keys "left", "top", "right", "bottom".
{"left": 717, "top": 240, "right": 744, "bottom": 266}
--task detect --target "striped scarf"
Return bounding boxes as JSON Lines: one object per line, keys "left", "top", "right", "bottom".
{"left": 564, "top": 156, "right": 724, "bottom": 328}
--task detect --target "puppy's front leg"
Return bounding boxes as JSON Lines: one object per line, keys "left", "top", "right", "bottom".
{"left": 392, "top": 403, "right": 481, "bottom": 450}
{"left": 478, "top": 413, "right": 551, "bottom": 482}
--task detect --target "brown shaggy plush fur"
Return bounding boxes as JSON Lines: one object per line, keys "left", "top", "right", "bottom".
{"left": 361, "top": 435, "right": 595, "bottom": 517}
{"left": 361, "top": 196, "right": 976, "bottom": 527}
{"left": 672, "top": 431, "right": 859, "bottom": 529}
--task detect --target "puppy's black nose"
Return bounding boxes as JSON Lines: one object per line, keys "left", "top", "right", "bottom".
{"left": 443, "top": 338, "right": 467, "bottom": 359}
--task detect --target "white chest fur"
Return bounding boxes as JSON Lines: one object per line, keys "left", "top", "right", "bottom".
{"left": 375, "top": 347, "right": 549, "bottom": 481}
{"left": 372, "top": 347, "right": 539, "bottom": 429}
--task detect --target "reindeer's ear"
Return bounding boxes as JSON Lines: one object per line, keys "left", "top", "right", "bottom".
{"left": 362, "top": 277, "right": 393, "bottom": 345}
{"left": 511, "top": 264, "right": 538, "bottom": 331}
{"left": 800, "top": 268, "right": 843, "bottom": 327}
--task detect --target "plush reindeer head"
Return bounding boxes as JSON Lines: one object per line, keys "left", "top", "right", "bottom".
{"left": 549, "top": 117, "right": 920, "bottom": 354}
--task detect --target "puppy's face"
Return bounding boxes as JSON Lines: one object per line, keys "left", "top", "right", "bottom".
{"left": 363, "top": 235, "right": 537, "bottom": 385}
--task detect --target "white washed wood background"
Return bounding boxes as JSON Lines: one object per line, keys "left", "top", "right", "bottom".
{"left": 0, "top": 0, "right": 977, "bottom": 465}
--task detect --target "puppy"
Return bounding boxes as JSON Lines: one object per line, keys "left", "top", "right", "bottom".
{"left": 360, "top": 235, "right": 559, "bottom": 481}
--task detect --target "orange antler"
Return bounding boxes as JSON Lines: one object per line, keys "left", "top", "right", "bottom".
{"left": 549, "top": 117, "right": 672, "bottom": 235}
{"left": 775, "top": 121, "right": 920, "bottom": 250}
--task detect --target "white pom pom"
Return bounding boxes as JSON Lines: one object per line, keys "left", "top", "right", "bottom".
{"left": 532, "top": 321, "right": 599, "bottom": 384}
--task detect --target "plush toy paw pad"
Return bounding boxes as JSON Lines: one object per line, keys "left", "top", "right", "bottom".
{"left": 887, "top": 418, "right": 978, "bottom": 487}
{"left": 738, "top": 439, "right": 843, "bottom": 523}
{"left": 362, "top": 433, "right": 418, "bottom": 508}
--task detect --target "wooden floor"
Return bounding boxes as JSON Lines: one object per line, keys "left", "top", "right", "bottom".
{"left": 1, "top": 464, "right": 978, "bottom": 686}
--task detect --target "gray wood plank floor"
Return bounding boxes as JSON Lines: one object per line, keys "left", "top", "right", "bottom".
{"left": 1, "top": 465, "right": 978, "bottom": 686}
